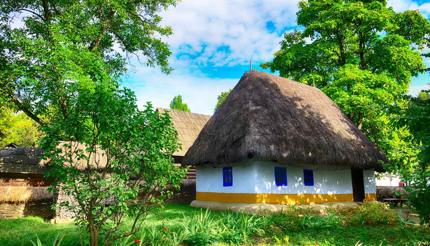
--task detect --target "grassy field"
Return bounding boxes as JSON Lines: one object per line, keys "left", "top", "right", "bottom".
{"left": 0, "top": 203, "right": 428, "bottom": 246}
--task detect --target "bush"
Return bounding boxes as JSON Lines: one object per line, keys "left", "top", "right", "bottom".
{"left": 406, "top": 174, "right": 430, "bottom": 224}
{"left": 346, "top": 202, "right": 398, "bottom": 225}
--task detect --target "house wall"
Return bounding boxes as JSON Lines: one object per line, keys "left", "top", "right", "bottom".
{"left": 0, "top": 174, "right": 54, "bottom": 219}
{"left": 196, "top": 160, "right": 376, "bottom": 204}
{"left": 375, "top": 173, "right": 401, "bottom": 187}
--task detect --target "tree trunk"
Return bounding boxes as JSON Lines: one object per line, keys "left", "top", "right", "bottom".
{"left": 90, "top": 225, "right": 99, "bottom": 246}
{"left": 358, "top": 33, "right": 366, "bottom": 70}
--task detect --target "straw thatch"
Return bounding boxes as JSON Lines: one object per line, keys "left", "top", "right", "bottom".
{"left": 184, "top": 71, "right": 385, "bottom": 171}
{"left": 158, "top": 108, "right": 210, "bottom": 157}
{"left": 0, "top": 148, "right": 45, "bottom": 174}
{"left": 0, "top": 186, "right": 52, "bottom": 203}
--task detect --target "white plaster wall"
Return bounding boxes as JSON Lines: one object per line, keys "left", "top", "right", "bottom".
{"left": 363, "top": 169, "right": 376, "bottom": 193}
{"left": 196, "top": 162, "right": 258, "bottom": 193}
{"left": 375, "top": 173, "right": 401, "bottom": 187}
{"left": 197, "top": 161, "right": 360, "bottom": 195}
{"left": 254, "top": 161, "right": 353, "bottom": 195}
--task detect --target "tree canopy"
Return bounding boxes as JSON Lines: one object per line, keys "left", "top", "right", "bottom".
{"left": 215, "top": 89, "right": 232, "bottom": 111}
{"left": 0, "top": 1, "right": 181, "bottom": 244}
{"left": 41, "top": 85, "right": 185, "bottom": 245}
{"left": 170, "top": 95, "right": 191, "bottom": 112}
{"left": 0, "top": 0, "right": 176, "bottom": 125}
{"left": 263, "top": 0, "right": 430, "bottom": 173}
{"left": 0, "top": 106, "right": 40, "bottom": 148}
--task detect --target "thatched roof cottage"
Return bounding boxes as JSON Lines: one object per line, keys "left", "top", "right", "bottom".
{"left": 0, "top": 147, "right": 53, "bottom": 219}
{"left": 184, "top": 71, "right": 386, "bottom": 205}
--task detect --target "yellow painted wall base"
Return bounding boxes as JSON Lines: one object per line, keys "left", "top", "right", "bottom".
{"left": 196, "top": 192, "right": 377, "bottom": 205}
{"left": 364, "top": 193, "right": 377, "bottom": 202}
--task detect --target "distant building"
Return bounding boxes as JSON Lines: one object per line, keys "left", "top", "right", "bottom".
{"left": 0, "top": 146, "right": 53, "bottom": 219}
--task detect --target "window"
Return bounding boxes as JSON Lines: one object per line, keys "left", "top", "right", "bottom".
{"left": 223, "top": 167, "right": 233, "bottom": 187}
{"left": 274, "top": 167, "right": 287, "bottom": 186}
{"left": 303, "top": 169, "right": 314, "bottom": 186}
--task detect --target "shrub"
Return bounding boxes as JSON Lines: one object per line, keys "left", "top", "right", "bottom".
{"left": 347, "top": 202, "right": 397, "bottom": 225}
{"left": 406, "top": 173, "right": 430, "bottom": 224}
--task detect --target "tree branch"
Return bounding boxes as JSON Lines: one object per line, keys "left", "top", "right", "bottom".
{"left": 9, "top": 95, "right": 43, "bottom": 125}
{"left": 42, "top": 0, "right": 51, "bottom": 23}
{"left": 16, "top": 8, "right": 45, "bottom": 21}
{"left": 89, "top": 10, "right": 114, "bottom": 52}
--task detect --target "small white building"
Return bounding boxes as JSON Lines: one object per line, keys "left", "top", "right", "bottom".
{"left": 184, "top": 71, "right": 386, "bottom": 205}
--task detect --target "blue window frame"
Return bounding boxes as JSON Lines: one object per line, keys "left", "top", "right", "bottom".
{"left": 223, "top": 167, "right": 233, "bottom": 187}
{"left": 303, "top": 169, "right": 314, "bottom": 186}
{"left": 274, "top": 167, "right": 287, "bottom": 186}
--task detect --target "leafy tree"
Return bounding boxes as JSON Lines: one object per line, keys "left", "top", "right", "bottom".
{"left": 41, "top": 83, "right": 186, "bottom": 245}
{"left": 263, "top": 0, "right": 430, "bottom": 173}
{"left": 0, "top": 0, "right": 176, "bottom": 124}
{"left": 418, "top": 91, "right": 429, "bottom": 101}
{"left": 0, "top": 106, "right": 40, "bottom": 148}
{"left": 170, "top": 95, "right": 190, "bottom": 112}
{"left": 0, "top": 1, "right": 182, "bottom": 245}
{"left": 215, "top": 89, "right": 232, "bottom": 111}
{"left": 402, "top": 90, "right": 430, "bottom": 223}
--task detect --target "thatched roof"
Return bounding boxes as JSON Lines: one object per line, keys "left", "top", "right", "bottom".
{"left": 158, "top": 108, "right": 211, "bottom": 157}
{"left": 0, "top": 147, "right": 45, "bottom": 174}
{"left": 0, "top": 142, "right": 108, "bottom": 174}
{"left": 184, "top": 71, "right": 385, "bottom": 171}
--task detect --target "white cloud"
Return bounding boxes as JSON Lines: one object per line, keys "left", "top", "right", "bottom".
{"left": 161, "top": 0, "right": 300, "bottom": 67}
{"left": 388, "top": 0, "right": 430, "bottom": 16}
{"left": 388, "top": 0, "right": 419, "bottom": 12}
{"left": 124, "top": 0, "right": 430, "bottom": 114}
{"left": 123, "top": 0, "right": 301, "bottom": 114}
{"left": 409, "top": 83, "right": 430, "bottom": 96}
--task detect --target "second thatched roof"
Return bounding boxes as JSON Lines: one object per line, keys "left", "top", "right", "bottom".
{"left": 184, "top": 71, "right": 385, "bottom": 171}
{"left": 158, "top": 108, "right": 210, "bottom": 157}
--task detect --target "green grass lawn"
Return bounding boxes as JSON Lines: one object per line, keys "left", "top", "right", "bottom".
{"left": 0, "top": 204, "right": 428, "bottom": 246}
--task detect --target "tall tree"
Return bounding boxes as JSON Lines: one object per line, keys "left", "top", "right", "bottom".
{"left": 0, "top": 1, "right": 181, "bottom": 245}
{"left": 263, "top": 0, "right": 430, "bottom": 172}
{"left": 215, "top": 89, "right": 232, "bottom": 111}
{"left": 402, "top": 90, "right": 430, "bottom": 223}
{"left": 0, "top": 0, "right": 176, "bottom": 125}
{"left": 170, "top": 95, "right": 190, "bottom": 112}
{"left": 41, "top": 85, "right": 185, "bottom": 245}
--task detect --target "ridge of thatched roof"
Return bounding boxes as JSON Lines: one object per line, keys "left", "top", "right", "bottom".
{"left": 158, "top": 108, "right": 211, "bottom": 157}
{"left": 184, "top": 71, "right": 385, "bottom": 171}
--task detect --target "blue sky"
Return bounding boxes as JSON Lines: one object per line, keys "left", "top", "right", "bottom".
{"left": 122, "top": 0, "right": 430, "bottom": 115}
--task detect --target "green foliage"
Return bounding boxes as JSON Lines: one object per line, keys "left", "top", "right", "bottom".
{"left": 1, "top": 204, "right": 429, "bottom": 246}
{"left": 40, "top": 81, "right": 185, "bottom": 245}
{"left": 418, "top": 91, "right": 430, "bottom": 101}
{"left": 169, "top": 95, "right": 190, "bottom": 112}
{"left": 405, "top": 91, "right": 430, "bottom": 164}
{"left": 215, "top": 89, "right": 232, "bottom": 111}
{"left": 1, "top": 1, "right": 180, "bottom": 245}
{"left": 0, "top": 106, "right": 41, "bottom": 148}
{"left": 31, "top": 234, "right": 63, "bottom": 246}
{"left": 300, "top": 213, "right": 341, "bottom": 229}
{"left": 263, "top": 0, "right": 429, "bottom": 174}
{"left": 0, "top": 0, "right": 176, "bottom": 124}
{"left": 342, "top": 202, "right": 398, "bottom": 225}
{"left": 402, "top": 91, "right": 430, "bottom": 223}
{"left": 407, "top": 171, "right": 430, "bottom": 224}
